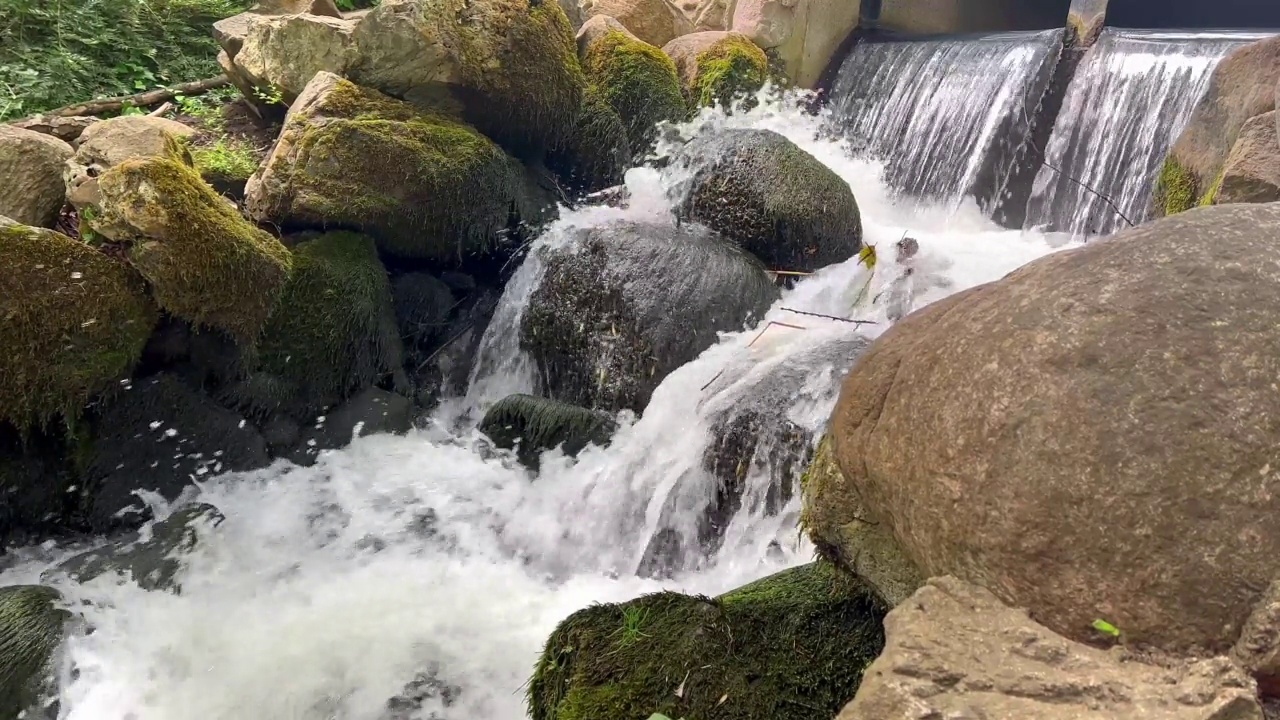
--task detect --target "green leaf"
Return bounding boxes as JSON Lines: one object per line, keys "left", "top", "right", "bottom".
{"left": 1091, "top": 618, "right": 1120, "bottom": 637}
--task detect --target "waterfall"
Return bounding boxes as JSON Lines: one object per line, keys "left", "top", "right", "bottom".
{"left": 1023, "top": 29, "right": 1271, "bottom": 237}
{"left": 824, "top": 29, "right": 1063, "bottom": 209}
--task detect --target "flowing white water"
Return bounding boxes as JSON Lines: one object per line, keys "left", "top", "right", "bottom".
{"left": 823, "top": 29, "right": 1062, "bottom": 207}
{"left": 1023, "top": 29, "right": 1270, "bottom": 238}
{"left": 0, "top": 90, "right": 1081, "bottom": 720}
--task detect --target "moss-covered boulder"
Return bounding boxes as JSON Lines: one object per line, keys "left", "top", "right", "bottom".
{"left": 663, "top": 32, "right": 768, "bottom": 109}
{"left": 0, "top": 586, "right": 68, "bottom": 719}
{"left": 0, "top": 222, "right": 155, "bottom": 431}
{"left": 84, "top": 373, "right": 268, "bottom": 530}
{"left": 479, "top": 394, "right": 618, "bottom": 469}
{"left": 1151, "top": 154, "right": 1220, "bottom": 217}
{"left": 528, "top": 562, "right": 885, "bottom": 720}
{"left": 246, "top": 72, "right": 542, "bottom": 264}
{"left": 44, "top": 504, "right": 224, "bottom": 592}
{"left": 578, "top": 17, "right": 688, "bottom": 159}
{"left": 221, "top": 232, "right": 404, "bottom": 422}
{"left": 521, "top": 221, "right": 778, "bottom": 413}
{"left": 90, "top": 151, "right": 292, "bottom": 344}
{"left": 351, "top": 0, "right": 585, "bottom": 155}
{"left": 393, "top": 272, "right": 456, "bottom": 357}
{"left": 673, "top": 128, "right": 861, "bottom": 272}
{"left": 64, "top": 116, "right": 197, "bottom": 211}
{"left": 547, "top": 86, "right": 631, "bottom": 195}
{"left": 0, "top": 427, "right": 79, "bottom": 547}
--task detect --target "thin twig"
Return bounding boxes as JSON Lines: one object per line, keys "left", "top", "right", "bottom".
{"left": 416, "top": 320, "right": 477, "bottom": 372}
{"left": 699, "top": 320, "right": 808, "bottom": 391}
{"left": 779, "top": 307, "right": 877, "bottom": 325}
{"left": 9, "top": 75, "right": 230, "bottom": 122}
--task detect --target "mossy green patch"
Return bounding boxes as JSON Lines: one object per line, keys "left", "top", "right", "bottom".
{"left": 529, "top": 562, "right": 885, "bottom": 720}
{"left": 1154, "top": 155, "right": 1198, "bottom": 216}
{"left": 251, "top": 232, "right": 404, "bottom": 420}
{"left": 693, "top": 35, "right": 768, "bottom": 109}
{"left": 92, "top": 155, "right": 292, "bottom": 344}
{"left": 479, "top": 393, "right": 617, "bottom": 469}
{"left": 0, "top": 585, "right": 70, "bottom": 720}
{"left": 0, "top": 224, "right": 155, "bottom": 432}
{"left": 192, "top": 138, "right": 259, "bottom": 185}
{"left": 584, "top": 29, "right": 688, "bottom": 159}
{"left": 264, "top": 78, "right": 533, "bottom": 263}
{"left": 547, "top": 86, "right": 631, "bottom": 194}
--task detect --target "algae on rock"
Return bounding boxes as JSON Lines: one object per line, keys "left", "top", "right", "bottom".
{"left": 246, "top": 72, "right": 539, "bottom": 264}
{"left": 547, "top": 86, "right": 631, "bottom": 194}
{"left": 528, "top": 562, "right": 885, "bottom": 720}
{"left": 0, "top": 585, "right": 69, "bottom": 720}
{"left": 479, "top": 393, "right": 618, "bottom": 469}
{"left": 244, "top": 231, "right": 405, "bottom": 421}
{"left": 90, "top": 153, "right": 292, "bottom": 344}
{"left": 582, "top": 28, "right": 688, "bottom": 159}
{"left": 0, "top": 223, "right": 155, "bottom": 431}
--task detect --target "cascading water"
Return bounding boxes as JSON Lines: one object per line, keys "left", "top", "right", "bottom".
{"left": 823, "top": 29, "right": 1062, "bottom": 208}
{"left": 1023, "top": 29, "right": 1272, "bottom": 238}
{"left": 0, "top": 91, "right": 1081, "bottom": 720}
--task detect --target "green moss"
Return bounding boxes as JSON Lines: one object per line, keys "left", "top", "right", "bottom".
{"left": 93, "top": 156, "right": 292, "bottom": 344}
{"left": 0, "top": 585, "right": 69, "bottom": 719}
{"left": 584, "top": 30, "right": 688, "bottom": 159}
{"left": 529, "top": 562, "right": 885, "bottom": 720}
{"left": 252, "top": 232, "right": 404, "bottom": 420}
{"left": 693, "top": 36, "right": 768, "bottom": 109}
{"left": 276, "top": 80, "right": 531, "bottom": 262}
{"left": 1154, "top": 155, "right": 1198, "bottom": 217}
{"left": 1200, "top": 168, "right": 1225, "bottom": 206}
{"left": 547, "top": 86, "right": 631, "bottom": 194}
{"left": 0, "top": 224, "right": 155, "bottom": 431}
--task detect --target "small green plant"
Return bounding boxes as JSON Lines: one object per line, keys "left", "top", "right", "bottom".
{"left": 334, "top": 0, "right": 381, "bottom": 9}
{"left": 192, "top": 139, "right": 258, "bottom": 181}
{"left": 174, "top": 90, "right": 234, "bottom": 131}
{"left": 252, "top": 84, "right": 286, "bottom": 107}
{"left": 610, "top": 605, "right": 651, "bottom": 651}
{"left": 1092, "top": 618, "right": 1121, "bottom": 638}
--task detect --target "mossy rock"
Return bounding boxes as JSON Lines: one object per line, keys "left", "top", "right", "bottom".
{"left": 0, "top": 222, "right": 155, "bottom": 431}
{"left": 0, "top": 585, "right": 70, "bottom": 720}
{"left": 521, "top": 222, "right": 778, "bottom": 413}
{"left": 479, "top": 393, "right": 618, "bottom": 469}
{"left": 0, "top": 427, "right": 79, "bottom": 547}
{"left": 246, "top": 73, "right": 542, "bottom": 264}
{"left": 692, "top": 35, "right": 769, "bottom": 109}
{"left": 547, "top": 86, "right": 631, "bottom": 195}
{"left": 242, "top": 232, "right": 404, "bottom": 421}
{"left": 393, "top": 272, "right": 456, "bottom": 356}
{"left": 352, "top": 0, "right": 585, "bottom": 156}
{"left": 84, "top": 373, "right": 268, "bottom": 530}
{"left": 583, "top": 29, "right": 688, "bottom": 159}
{"left": 528, "top": 562, "right": 885, "bottom": 720}
{"left": 675, "top": 128, "right": 862, "bottom": 272}
{"left": 1152, "top": 153, "right": 1228, "bottom": 219}
{"left": 91, "top": 152, "right": 292, "bottom": 344}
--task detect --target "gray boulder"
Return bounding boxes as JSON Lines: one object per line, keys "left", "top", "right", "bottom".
{"left": 0, "top": 126, "right": 72, "bottom": 228}
{"left": 521, "top": 221, "right": 778, "bottom": 413}
{"left": 1218, "top": 111, "right": 1280, "bottom": 206}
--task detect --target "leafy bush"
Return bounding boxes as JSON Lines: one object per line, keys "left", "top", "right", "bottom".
{"left": 0, "top": 0, "right": 251, "bottom": 120}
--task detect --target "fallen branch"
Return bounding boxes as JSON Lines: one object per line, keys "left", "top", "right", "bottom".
{"left": 10, "top": 75, "right": 230, "bottom": 122}
{"left": 779, "top": 307, "right": 877, "bottom": 325}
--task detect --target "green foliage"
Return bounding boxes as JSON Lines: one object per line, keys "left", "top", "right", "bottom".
{"left": 192, "top": 138, "right": 258, "bottom": 183}
{"left": 0, "top": 0, "right": 251, "bottom": 120}
{"left": 583, "top": 29, "right": 688, "bottom": 159}
{"left": 529, "top": 562, "right": 885, "bottom": 720}
{"left": 334, "top": 0, "right": 380, "bottom": 8}
{"left": 693, "top": 36, "right": 768, "bottom": 110}
{"left": 1092, "top": 618, "right": 1121, "bottom": 638}
{"left": 0, "top": 224, "right": 156, "bottom": 432}
{"left": 253, "top": 232, "right": 404, "bottom": 420}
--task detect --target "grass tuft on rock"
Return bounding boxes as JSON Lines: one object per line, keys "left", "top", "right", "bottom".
{"left": 583, "top": 29, "right": 688, "bottom": 159}
{"left": 529, "top": 562, "right": 885, "bottom": 720}
{"left": 0, "top": 223, "right": 155, "bottom": 432}
{"left": 479, "top": 393, "right": 617, "bottom": 469}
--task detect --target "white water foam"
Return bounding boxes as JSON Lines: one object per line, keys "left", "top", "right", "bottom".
{"left": 1, "top": 88, "right": 1082, "bottom": 720}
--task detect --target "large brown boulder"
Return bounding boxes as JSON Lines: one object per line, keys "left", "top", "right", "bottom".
{"left": 581, "top": 0, "right": 690, "bottom": 48}
{"left": 231, "top": 13, "right": 359, "bottom": 103}
{"left": 839, "top": 577, "right": 1263, "bottom": 720}
{"left": 1217, "top": 111, "right": 1280, "bottom": 206}
{"left": 821, "top": 202, "right": 1280, "bottom": 654}
{"left": 1155, "top": 36, "right": 1280, "bottom": 216}
{"left": 63, "top": 115, "right": 196, "bottom": 210}
{"left": 729, "top": 0, "right": 859, "bottom": 86}
{"left": 0, "top": 126, "right": 72, "bottom": 228}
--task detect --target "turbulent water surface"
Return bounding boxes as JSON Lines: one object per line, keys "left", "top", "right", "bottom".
{"left": 0, "top": 91, "right": 1080, "bottom": 720}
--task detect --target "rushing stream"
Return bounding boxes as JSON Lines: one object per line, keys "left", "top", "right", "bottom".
{"left": 0, "top": 91, "right": 1080, "bottom": 720}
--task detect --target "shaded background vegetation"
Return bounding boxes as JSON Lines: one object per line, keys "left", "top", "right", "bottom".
{"left": 0, "top": 0, "right": 380, "bottom": 121}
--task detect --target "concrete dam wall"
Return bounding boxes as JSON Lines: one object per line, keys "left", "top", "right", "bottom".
{"left": 861, "top": 0, "right": 1280, "bottom": 36}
